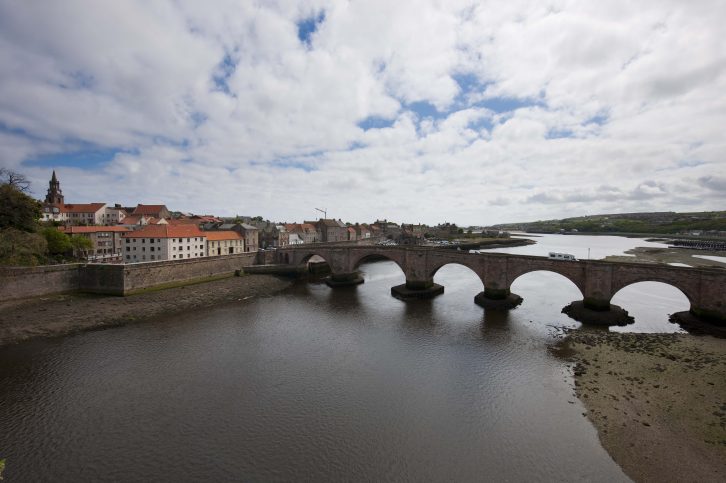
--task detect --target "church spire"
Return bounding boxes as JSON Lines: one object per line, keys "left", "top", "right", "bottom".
{"left": 45, "top": 170, "right": 64, "bottom": 205}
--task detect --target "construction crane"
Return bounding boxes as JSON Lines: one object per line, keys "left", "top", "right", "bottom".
{"left": 315, "top": 207, "right": 327, "bottom": 219}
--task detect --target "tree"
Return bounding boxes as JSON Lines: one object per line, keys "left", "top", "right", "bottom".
{"left": 42, "top": 228, "right": 72, "bottom": 255}
{"left": 0, "top": 184, "right": 42, "bottom": 232}
{"left": 0, "top": 167, "right": 31, "bottom": 192}
{"left": 0, "top": 228, "right": 47, "bottom": 266}
{"left": 69, "top": 235, "right": 93, "bottom": 258}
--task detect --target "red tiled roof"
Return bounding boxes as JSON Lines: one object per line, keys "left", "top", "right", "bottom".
{"left": 165, "top": 218, "right": 200, "bottom": 225}
{"left": 119, "top": 214, "right": 145, "bottom": 225}
{"left": 55, "top": 203, "right": 106, "bottom": 213}
{"left": 59, "top": 226, "right": 131, "bottom": 234}
{"left": 133, "top": 204, "right": 168, "bottom": 215}
{"left": 348, "top": 227, "right": 356, "bottom": 233}
{"left": 205, "top": 231, "right": 243, "bottom": 241}
{"left": 121, "top": 224, "right": 206, "bottom": 238}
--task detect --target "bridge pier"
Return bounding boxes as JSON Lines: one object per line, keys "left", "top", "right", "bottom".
{"left": 474, "top": 286, "right": 523, "bottom": 310}
{"left": 391, "top": 279, "right": 444, "bottom": 300}
{"left": 325, "top": 272, "right": 364, "bottom": 287}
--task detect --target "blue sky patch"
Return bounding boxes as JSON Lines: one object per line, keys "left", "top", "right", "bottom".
{"left": 297, "top": 11, "right": 325, "bottom": 47}
{"left": 212, "top": 52, "right": 237, "bottom": 94}
{"left": 358, "top": 116, "right": 395, "bottom": 130}
{"left": 476, "top": 96, "right": 539, "bottom": 114}
{"left": 24, "top": 147, "right": 126, "bottom": 169}
{"left": 545, "top": 128, "right": 575, "bottom": 140}
{"left": 406, "top": 101, "right": 441, "bottom": 119}
{"left": 586, "top": 112, "right": 609, "bottom": 126}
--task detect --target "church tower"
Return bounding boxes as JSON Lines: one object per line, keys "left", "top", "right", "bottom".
{"left": 45, "top": 170, "right": 64, "bottom": 205}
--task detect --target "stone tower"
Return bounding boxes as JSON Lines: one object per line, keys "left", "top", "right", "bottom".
{"left": 45, "top": 170, "right": 64, "bottom": 205}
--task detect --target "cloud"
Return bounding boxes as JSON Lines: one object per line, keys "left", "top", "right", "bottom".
{"left": 0, "top": 0, "right": 724, "bottom": 225}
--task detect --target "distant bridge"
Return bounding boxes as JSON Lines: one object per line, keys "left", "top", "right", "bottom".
{"left": 273, "top": 245, "right": 726, "bottom": 325}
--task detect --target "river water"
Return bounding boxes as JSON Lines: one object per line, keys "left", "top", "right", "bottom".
{"left": 0, "top": 235, "right": 692, "bottom": 481}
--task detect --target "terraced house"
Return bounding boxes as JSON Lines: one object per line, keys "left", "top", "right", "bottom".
{"left": 206, "top": 231, "right": 244, "bottom": 256}
{"left": 121, "top": 225, "right": 207, "bottom": 263}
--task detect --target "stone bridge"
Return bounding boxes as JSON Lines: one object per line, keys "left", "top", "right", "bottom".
{"left": 275, "top": 245, "right": 726, "bottom": 325}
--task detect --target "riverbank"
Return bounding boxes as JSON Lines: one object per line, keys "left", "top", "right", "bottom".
{"left": 603, "top": 246, "right": 726, "bottom": 268}
{"left": 555, "top": 330, "right": 726, "bottom": 482}
{"left": 0, "top": 274, "right": 293, "bottom": 347}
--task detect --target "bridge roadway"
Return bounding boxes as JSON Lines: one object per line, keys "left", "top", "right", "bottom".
{"left": 274, "top": 245, "right": 726, "bottom": 325}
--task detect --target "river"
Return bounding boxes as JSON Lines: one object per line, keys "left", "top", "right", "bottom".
{"left": 0, "top": 235, "right": 692, "bottom": 481}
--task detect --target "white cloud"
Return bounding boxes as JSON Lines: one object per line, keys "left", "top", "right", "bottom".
{"left": 0, "top": 0, "right": 724, "bottom": 225}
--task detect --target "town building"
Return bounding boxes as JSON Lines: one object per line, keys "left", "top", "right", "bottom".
{"left": 205, "top": 223, "right": 260, "bottom": 252}
{"left": 132, "top": 204, "right": 171, "bottom": 220}
{"left": 121, "top": 225, "right": 207, "bottom": 263}
{"left": 206, "top": 231, "right": 244, "bottom": 256}
{"left": 40, "top": 172, "right": 125, "bottom": 226}
{"left": 308, "top": 219, "right": 348, "bottom": 242}
{"left": 284, "top": 223, "right": 319, "bottom": 244}
{"left": 59, "top": 226, "right": 131, "bottom": 261}
{"left": 347, "top": 226, "right": 357, "bottom": 241}
{"left": 353, "top": 224, "right": 371, "bottom": 239}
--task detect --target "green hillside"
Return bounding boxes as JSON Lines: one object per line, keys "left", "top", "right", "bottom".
{"left": 489, "top": 211, "right": 726, "bottom": 235}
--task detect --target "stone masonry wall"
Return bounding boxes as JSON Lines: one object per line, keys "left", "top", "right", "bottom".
{"left": 0, "top": 264, "right": 82, "bottom": 301}
{"left": 119, "top": 252, "right": 258, "bottom": 294}
{"left": 1, "top": 253, "right": 260, "bottom": 300}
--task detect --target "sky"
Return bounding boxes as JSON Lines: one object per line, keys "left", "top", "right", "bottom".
{"left": 1, "top": 0, "right": 725, "bottom": 226}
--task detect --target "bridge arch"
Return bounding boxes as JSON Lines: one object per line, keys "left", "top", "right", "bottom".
{"left": 610, "top": 281, "right": 692, "bottom": 328}
{"left": 506, "top": 264, "right": 586, "bottom": 296}
{"left": 610, "top": 276, "right": 697, "bottom": 306}
{"left": 430, "top": 262, "right": 484, "bottom": 288}
{"left": 510, "top": 269, "right": 585, "bottom": 299}
{"left": 350, "top": 251, "right": 405, "bottom": 275}
{"left": 296, "top": 252, "right": 333, "bottom": 272}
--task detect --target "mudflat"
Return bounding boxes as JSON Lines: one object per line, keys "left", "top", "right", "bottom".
{"left": 558, "top": 330, "right": 726, "bottom": 482}
{"left": 603, "top": 246, "right": 726, "bottom": 268}
{"left": 0, "top": 274, "right": 292, "bottom": 347}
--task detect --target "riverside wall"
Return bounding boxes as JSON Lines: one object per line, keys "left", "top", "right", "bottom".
{"left": 0, "top": 264, "right": 82, "bottom": 301}
{"left": 1, "top": 253, "right": 259, "bottom": 301}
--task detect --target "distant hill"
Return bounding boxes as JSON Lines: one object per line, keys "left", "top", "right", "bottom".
{"left": 488, "top": 211, "right": 726, "bottom": 236}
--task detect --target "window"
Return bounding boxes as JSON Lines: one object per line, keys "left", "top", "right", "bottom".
{"left": 151, "top": 255, "right": 155, "bottom": 260}
{"left": 150, "top": 247, "right": 154, "bottom": 252}
{"left": 126, "top": 247, "right": 130, "bottom": 252}
{"left": 142, "top": 247, "right": 146, "bottom": 252}
{"left": 126, "top": 239, "right": 130, "bottom": 244}
{"left": 157, "top": 238, "right": 161, "bottom": 243}
{"left": 173, "top": 255, "right": 176, "bottom": 259}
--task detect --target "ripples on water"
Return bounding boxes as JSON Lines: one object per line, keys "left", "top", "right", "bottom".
{"left": 0, "top": 236, "right": 691, "bottom": 481}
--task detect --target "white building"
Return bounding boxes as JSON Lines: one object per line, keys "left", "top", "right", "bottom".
{"left": 41, "top": 203, "right": 107, "bottom": 225}
{"left": 206, "top": 231, "right": 244, "bottom": 256}
{"left": 121, "top": 225, "right": 207, "bottom": 263}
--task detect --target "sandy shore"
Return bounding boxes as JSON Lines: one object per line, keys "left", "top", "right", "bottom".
{"left": 556, "top": 330, "right": 726, "bottom": 482}
{"left": 0, "top": 274, "right": 293, "bottom": 347}
{"left": 603, "top": 246, "right": 726, "bottom": 268}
